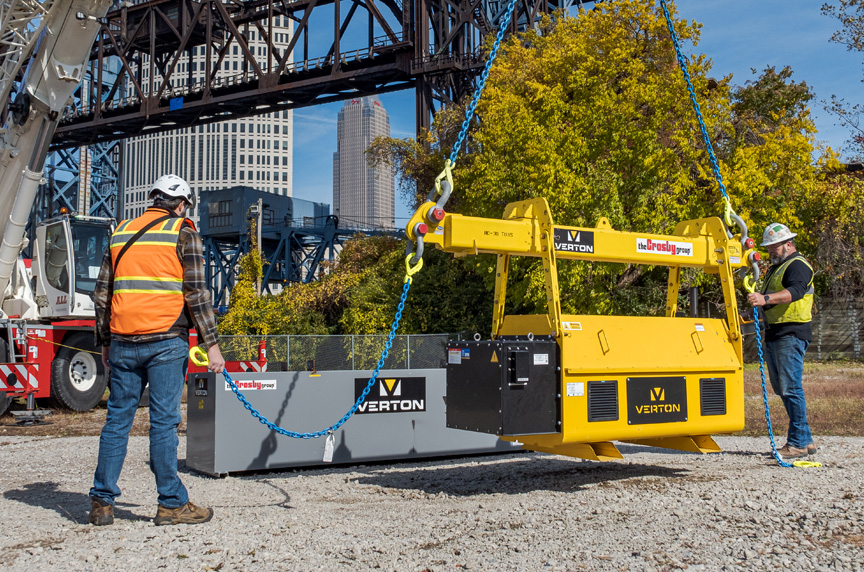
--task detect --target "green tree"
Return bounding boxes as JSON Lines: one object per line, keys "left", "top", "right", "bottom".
{"left": 219, "top": 234, "right": 494, "bottom": 336}
{"left": 451, "top": 1, "right": 825, "bottom": 316}
{"left": 222, "top": 0, "right": 850, "bottom": 336}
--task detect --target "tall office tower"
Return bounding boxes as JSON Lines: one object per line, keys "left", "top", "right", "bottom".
{"left": 332, "top": 96, "right": 395, "bottom": 230}
{"left": 122, "top": 17, "right": 294, "bottom": 223}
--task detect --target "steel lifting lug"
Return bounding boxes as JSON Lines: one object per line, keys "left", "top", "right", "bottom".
{"left": 742, "top": 251, "right": 761, "bottom": 293}
{"left": 406, "top": 234, "right": 425, "bottom": 266}
{"left": 406, "top": 222, "right": 428, "bottom": 267}
{"left": 725, "top": 209, "right": 750, "bottom": 248}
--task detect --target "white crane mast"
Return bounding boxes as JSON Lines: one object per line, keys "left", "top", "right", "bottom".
{"left": 0, "top": 0, "right": 113, "bottom": 310}
{"left": 0, "top": 0, "right": 55, "bottom": 109}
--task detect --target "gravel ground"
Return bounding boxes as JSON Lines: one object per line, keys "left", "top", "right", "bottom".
{"left": 1, "top": 435, "right": 863, "bottom": 572}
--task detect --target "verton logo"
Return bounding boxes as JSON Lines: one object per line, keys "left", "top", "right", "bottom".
{"left": 626, "top": 376, "right": 687, "bottom": 425}
{"left": 355, "top": 377, "right": 426, "bottom": 414}
{"left": 380, "top": 378, "right": 401, "bottom": 396}
{"left": 553, "top": 228, "right": 595, "bottom": 253}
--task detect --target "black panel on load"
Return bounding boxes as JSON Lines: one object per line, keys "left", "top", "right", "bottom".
{"left": 445, "top": 338, "right": 560, "bottom": 436}
{"left": 700, "top": 377, "right": 727, "bottom": 416}
{"left": 626, "top": 376, "right": 688, "bottom": 424}
{"left": 587, "top": 380, "right": 619, "bottom": 422}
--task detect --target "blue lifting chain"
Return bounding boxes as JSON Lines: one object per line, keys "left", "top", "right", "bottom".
{"left": 659, "top": 0, "right": 818, "bottom": 468}
{"left": 751, "top": 308, "right": 793, "bottom": 467}
{"left": 191, "top": 0, "right": 521, "bottom": 447}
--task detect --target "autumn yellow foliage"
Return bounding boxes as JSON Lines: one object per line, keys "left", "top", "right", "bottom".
{"left": 222, "top": 0, "right": 863, "bottom": 335}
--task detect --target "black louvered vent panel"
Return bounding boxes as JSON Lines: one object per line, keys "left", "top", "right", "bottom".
{"left": 587, "top": 380, "right": 618, "bottom": 422}
{"left": 700, "top": 378, "right": 726, "bottom": 416}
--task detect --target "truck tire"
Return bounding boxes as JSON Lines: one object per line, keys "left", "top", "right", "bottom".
{"left": 49, "top": 333, "right": 107, "bottom": 411}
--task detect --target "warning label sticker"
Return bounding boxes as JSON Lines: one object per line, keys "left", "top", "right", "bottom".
{"left": 448, "top": 349, "right": 462, "bottom": 365}
{"left": 566, "top": 382, "right": 585, "bottom": 397}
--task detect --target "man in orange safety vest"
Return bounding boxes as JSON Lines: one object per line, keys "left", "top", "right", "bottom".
{"left": 89, "top": 174, "right": 225, "bottom": 526}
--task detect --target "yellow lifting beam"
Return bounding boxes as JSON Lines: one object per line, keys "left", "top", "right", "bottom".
{"left": 408, "top": 197, "right": 758, "bottom": 461}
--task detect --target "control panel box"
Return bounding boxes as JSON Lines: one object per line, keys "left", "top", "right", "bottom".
{"left": 445, "top": 338, "right": 559, "bottom": 436}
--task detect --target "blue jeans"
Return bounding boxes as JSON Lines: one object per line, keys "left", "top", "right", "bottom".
{"left": 91, "top": 337, "right": 190, "bottom": 508}
{"left": 764, "top": 335, "right": 813, "bottom": 449}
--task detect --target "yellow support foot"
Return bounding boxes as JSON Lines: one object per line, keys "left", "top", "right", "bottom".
{"left": 522, "top": 441, "right": 624, "bottom": 462}
{"left": 623, "top": 435, "right": 721, "bottom": 454}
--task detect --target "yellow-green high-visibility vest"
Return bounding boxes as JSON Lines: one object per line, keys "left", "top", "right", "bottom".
{"left": 761, "top": 255, "right": 814, "bottom": 325}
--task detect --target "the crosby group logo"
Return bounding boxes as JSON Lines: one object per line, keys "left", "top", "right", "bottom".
{"left": 627, "top": 377, "right": 687, "bottom": 424}
{"left": 636, "top": 238, "right": 694, "bottom": 257}
{"left": 553, "top": 228, "right": 595, "bottom": 253}
{"left": 224, "top": 379, "right": 277, "bottom": 391}
{"left": 355, "top": 377, "right": 426, "bottom": 414}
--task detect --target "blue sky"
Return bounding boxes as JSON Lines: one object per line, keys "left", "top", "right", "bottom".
{"left": 292, "top": 0, "right": 863, "bottom": 226}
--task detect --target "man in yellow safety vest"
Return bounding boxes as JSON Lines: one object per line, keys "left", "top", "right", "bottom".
{"left": 746, "top": 223, "right": 816, "bottom": 460}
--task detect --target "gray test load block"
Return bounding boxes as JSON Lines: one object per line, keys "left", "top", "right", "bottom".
{"left": 186, "top": 369, "right": 521, "bottom": 476}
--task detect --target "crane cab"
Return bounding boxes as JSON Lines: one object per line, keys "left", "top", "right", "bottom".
{"left": 32, "top": 215, "right": 113, "bottom": 320}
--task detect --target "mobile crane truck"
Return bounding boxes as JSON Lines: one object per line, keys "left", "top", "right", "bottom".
{"left": 0, "top": 0, "right": 115, "bottom": 418}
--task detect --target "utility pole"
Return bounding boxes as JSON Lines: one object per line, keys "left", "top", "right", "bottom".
{"left": 256, "top": 197, "right": 262, "bottom": 295}
{"left": 250, "top": 198, "right": 263, "bottom": 295}
{"left": 256, "top": 197, "right": 263, "bottom": 257}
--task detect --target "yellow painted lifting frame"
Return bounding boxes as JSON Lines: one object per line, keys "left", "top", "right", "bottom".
{"left": 407, "top": 197, "right": 757, "bottom": 460}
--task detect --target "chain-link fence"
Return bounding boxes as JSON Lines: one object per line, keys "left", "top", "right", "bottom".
{"left": 218, "top": 334, "right": 456, "bottom": 371}
{"left": 218, "top": 298, "right": 863, "bottom": 372}
{"left": 743, "top": 297, "right": 863, "bottom": 362}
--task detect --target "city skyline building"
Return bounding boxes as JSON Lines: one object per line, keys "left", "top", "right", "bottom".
{"left": 332, "top": 96, "right": 395, "bottom": 230}
{"left": 121, "top": 17, "right": 294, "bottom": 223}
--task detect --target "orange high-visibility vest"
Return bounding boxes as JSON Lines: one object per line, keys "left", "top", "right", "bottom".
{"left": 109, "top": 209, "right": 191, "bottom": 336}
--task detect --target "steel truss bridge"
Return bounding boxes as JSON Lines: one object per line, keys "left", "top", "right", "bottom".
{"left": 205, "top": 215, "right": 402, "bottom": 306}
{"left": 27, "top": 0, "right": 588, "bottom": 296}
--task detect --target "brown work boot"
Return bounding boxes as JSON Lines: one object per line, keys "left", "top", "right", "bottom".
{"left": 89, "top": 497, "right": 114, "bottom": 526}
{"left": 777, "top": 444, "right": 808, "bottom": 459}
{"left": 154, "top": 501, "right": 213, "bottom": 526}
{"left": 807, "top": 442, "right": 818, "bottom": 455}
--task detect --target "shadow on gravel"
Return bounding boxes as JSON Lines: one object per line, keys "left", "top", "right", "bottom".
{"left": 356, "top": 455, "right": 689, "bottom": 496}
{"left": 3, "top": 482, "right": 146, "bottom": 524}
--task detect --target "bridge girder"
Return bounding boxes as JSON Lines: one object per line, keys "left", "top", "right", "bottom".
{"left": 52, "top": 0, "right": 587, "bottom": 149}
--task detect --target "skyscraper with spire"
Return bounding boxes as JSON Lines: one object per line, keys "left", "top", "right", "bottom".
{"left": 332, "top": 96, "right": 395, "bottom": 230}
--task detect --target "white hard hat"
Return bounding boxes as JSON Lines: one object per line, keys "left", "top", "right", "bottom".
{"left": 760, "top": 222, "right": 797, "bottom": 247}
{"left": 149, "top": 174, "right": 195, "bottom": 208}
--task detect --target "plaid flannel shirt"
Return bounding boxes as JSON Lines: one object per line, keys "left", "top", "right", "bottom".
{"left": 94, "top": 209, "right": 219, "bottom": 350}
